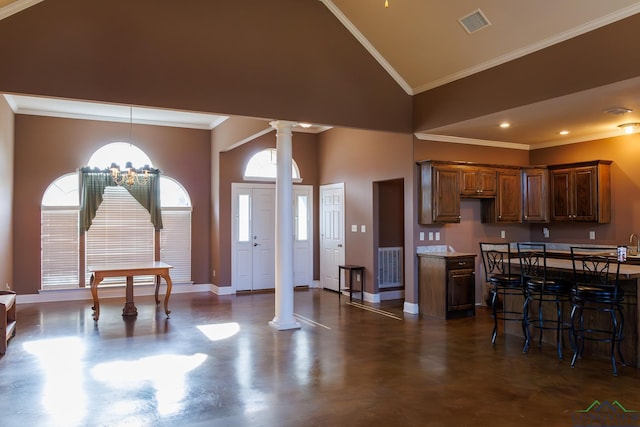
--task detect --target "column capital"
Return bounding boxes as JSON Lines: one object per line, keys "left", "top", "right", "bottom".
{"left": 269, "top": 120, "right": 298, "bottom": 131}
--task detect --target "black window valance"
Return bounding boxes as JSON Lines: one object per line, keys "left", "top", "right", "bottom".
{"left": 79, "top": 167, "right": 163, "bottom": 232}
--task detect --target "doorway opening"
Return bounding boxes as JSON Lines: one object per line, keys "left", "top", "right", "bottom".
{"left": 373, "top": 178, "right": 405, "bottom": 301}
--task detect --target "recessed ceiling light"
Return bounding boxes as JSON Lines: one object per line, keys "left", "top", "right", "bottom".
{"left": 559, "top": 130, "right": 570, "bottom": 135}
{"left": 604, "top": 107, "right": 632, "bottom": 115}
{"left": 298, "top": 122, "right": 312, "bottom": 128}
{"left": 499, "top": 122, "right": 510, "bottom": 129}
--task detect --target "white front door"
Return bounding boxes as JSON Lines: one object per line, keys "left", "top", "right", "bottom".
{"left": 232, "top": 184, "right": 313, "bottom": 291}
{"left": 251, "top": 187, "right": 276, "bottom": 290}
{"left": 320, "top": 183, "right": 345, "bottom": 292}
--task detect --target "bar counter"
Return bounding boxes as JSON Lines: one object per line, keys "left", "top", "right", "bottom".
{"left": 501, "top": 254, "right": 640, "bottom": 368}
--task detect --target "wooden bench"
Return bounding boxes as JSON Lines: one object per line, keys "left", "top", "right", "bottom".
{"left": 0, "top": 290, "right": 16, "bottom": 354}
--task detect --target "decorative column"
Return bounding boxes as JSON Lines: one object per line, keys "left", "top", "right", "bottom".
{"left": 268, "top": 120, "right": 301, "bottom": 330}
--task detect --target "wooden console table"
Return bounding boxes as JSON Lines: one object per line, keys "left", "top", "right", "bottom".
{"left": 88, "top": 261, "right": 173, "bottom": 321}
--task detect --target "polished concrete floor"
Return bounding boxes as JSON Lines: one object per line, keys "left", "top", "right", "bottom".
{"left": 1, "top": 289, "right": 639, "bottom": 427}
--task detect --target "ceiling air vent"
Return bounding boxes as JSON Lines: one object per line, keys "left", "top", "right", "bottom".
{"left": 458, "top": 9, "right": 491, "bottom": 34}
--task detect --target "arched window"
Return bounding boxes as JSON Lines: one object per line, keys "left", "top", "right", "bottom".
{"left": 41, "top": 143, "right": 192, "bottom": 289}
{"left": 244, "top": 148, "right": 302, "bottom": 182}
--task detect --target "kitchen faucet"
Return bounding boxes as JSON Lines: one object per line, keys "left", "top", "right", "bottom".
{"left": 630, "top": 233, "right": 640, "bottom": 254}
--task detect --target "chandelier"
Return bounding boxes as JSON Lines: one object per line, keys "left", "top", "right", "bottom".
{"left": 109, "top": 161, "right": 153, "bottom": 186}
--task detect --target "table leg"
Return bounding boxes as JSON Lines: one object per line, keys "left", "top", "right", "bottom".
{"left": 349, "top": 270, "right": 353, "bottom": 302}
{"left": 154, "top": 274, "right": 161, "bottom": 305}
{"left": 122, "top": 276, "right": 138, "bottom": 317}
{"left": 338, "top": 267, "right": 342, "bottom": 300}
{"left": 91, "top": 274, "right": 100, "bottom": 321}
{"left": 361, "top": 268, "right": 365, "bottom": 303}
{"left": 161, "top": 273, "right": 172, "bottom": 317}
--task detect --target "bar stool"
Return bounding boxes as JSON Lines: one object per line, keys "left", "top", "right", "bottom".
{"left": 479, "top": 242, "right": 524, "bottom": 345}
{"left": 517, "top": 243, "right": 572, "bottom": 358}
{"left": 570, "top": 246, "right": 626, "bottom": 375}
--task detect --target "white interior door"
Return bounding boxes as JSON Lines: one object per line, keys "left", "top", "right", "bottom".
{"left": 232, "top": 184, "right": 313, "bottom": 291}
{"left": 320, "top": 183, "right": 345, "bottom": 292}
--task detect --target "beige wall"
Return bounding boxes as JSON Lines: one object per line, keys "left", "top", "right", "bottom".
{"left": 13, "top": 115, "right": 211, "bottom": 294}
{"left": 0, "top": 96, "right": 13, "bottom": 290}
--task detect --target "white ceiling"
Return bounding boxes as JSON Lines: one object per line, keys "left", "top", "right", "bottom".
{"left": 3, "top": 0, "right": 640, "bottom": 146}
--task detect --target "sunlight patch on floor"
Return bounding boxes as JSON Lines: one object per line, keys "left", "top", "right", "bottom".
{"left": 91, "top": 353, "right": 208, "bottom": 416}
{"left": 23, "top": 336, "right": 88, "bottom": 427}
{"left": 197, "top": 322, "right": 241, "bottom": 341}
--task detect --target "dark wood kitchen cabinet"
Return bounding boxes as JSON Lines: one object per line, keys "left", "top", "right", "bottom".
{"left": 418, "top": 161, "right": 461, "bottom": 224}
{"left": 419, "top": 253, "right": 476, "bottom": 319}
{"left": 496, "top": 168, "right": 521, "bottom": 222}
{"left": 548, "top": 160, "right": 611, "bottom": 223}
{"left": 521, "top": 167, "right": 549, "bottom": 223}
{"left": 460, "top": 167, "right": 497, "bottom": 197}
{"left": 480, "top": 168, "right": 521, "bottom": 223}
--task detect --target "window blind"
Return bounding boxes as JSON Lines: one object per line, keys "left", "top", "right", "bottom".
{"left": 41, "top": 208, "right": 80, "bottom": 288}
{"left": 160, "top": 208, "right": 192, "bottom": 284}
{"left": 85, "top": 186, "right": 155, "bottom": 286}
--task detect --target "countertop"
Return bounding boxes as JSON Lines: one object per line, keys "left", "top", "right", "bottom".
{"left": 417, "top": 251, "right": 477, "bottom": 258}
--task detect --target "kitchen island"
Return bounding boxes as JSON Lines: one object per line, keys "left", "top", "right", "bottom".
{"left": 502, "top": 248, "right": 640, "bottom": 368}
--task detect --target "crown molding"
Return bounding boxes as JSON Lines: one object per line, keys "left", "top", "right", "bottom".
{"left": 319, "top": 0, "right": 413, "bottom": 96}
{"left": 414, "top": 133, "right": 530, "bottom": 150}
{"left": 412, "top": 3, "right": 640, "bottom": 94}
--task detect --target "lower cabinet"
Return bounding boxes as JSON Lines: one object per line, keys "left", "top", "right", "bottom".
{"left": 418, "top": 254, "right": 476, "bottom": 319}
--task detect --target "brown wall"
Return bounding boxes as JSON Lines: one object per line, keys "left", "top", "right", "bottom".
{"left": 413, "top": 139, "right": 532, "bottom": 303}
{"left": 13, "top": 115, "right": 211, "bottom": 294}
{"left": 530, "top": 134, "right": 640, "bottom": 246}
{"left": 0, "top": 0, "right": 411, "bottom": 134}
{"left": 0, "top": 96, "right": 13, "bottom": 290}
{"left": 318, "top": 128, "right": 415, "bottom": 300}
{"left": 413, "top": 13, "right": 640, "bottom": 132}
{"left": 217, "top": 131, "right": 320, "bottom": 287}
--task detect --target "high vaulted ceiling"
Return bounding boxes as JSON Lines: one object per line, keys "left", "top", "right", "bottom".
{"left": 3, "top": 0, "right": 640, "bottom": 148}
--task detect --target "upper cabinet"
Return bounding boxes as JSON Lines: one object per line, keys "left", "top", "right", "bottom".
{"left": 548, "top": 160, "right": 611, "bottom": 223}
{"left": 418, "top": 160, "right": 610, "bottom": 226}
{"left": 418, "top": 161, "right": 460, "bottom": 224}
{"left": 460, "top": 167, "right": 497, "bottom": 197}
{"left": 480, "top": 167, "right": 522, "bottom": 223}
{"left": 495, "top": 168, "right": 522, "bottom": 222}
{"left": 522, "top": 167, "right": 549, "bottom": 223}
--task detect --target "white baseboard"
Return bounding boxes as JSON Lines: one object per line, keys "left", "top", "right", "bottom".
{"left": 18, "top": 282, "right": 217, "bottom": 304}
{"left": 403, "top": 302, "right": 419, "bottom": 315}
